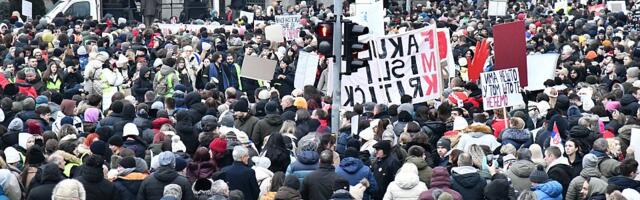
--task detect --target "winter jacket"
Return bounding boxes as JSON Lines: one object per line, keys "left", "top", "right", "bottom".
{"left": 418, "top": 166, "right": 462, "bottom": 200}
{"left": 113, "top": 171, "right": 148, "bottom": 199}
{"left": 619, "top": 94, "right": 639, "bottom": 116}
{"left": 123, "top": 138, "right": 147, "bottom": 158}
{"left": 274, "top": 186, "right": 302, "bottom": 200}
{"left": 253, "top": 166, "right": 273, "bottom": 198}
{"left": 568, "top": 126, "right": 600, "bottom": 152}
{"left": 597, "top": 156, "right": 620, "bottom": 178}
{"left": 506, "top": 160, "right": 535, "bottom": 194}
{"left": 455, "top": 124, "right": 501, "bottom": 151}
{"left": 26, "top": 164, "right": 64, "bottom": 200}
{"left": 335, "top": 157, "right": 378, "bottom": 198}
{"left": 220, "top": 161, "right": 260, "bottom": 200}
{"left": 186, "top": 160, "right": 218, "bottom": 183}
{"left": 608, "top": 176, "right": 640, "bottom": 191}
{"left": 234, "top": 115, "right": 259, "bottom": 137}
{"left": 100, "top": 113, "right": 125, "bottom": 130}
{"left": 450, "top": 166, "right": 486, "bottom": 200}
{"left": 75, "top": 165, "right": 119, "bottom": 200}
{"left": 383, "top": 163, "right": 428, "bottom": 200}
{"left": 301, "top": 163, "right": 342, "bottom": 200}
{"left": 373, "top": 154, "right": 402, "bottom": 200}
{"left": 175, "top": 111, "right": 199, "bottom": 155}
{"left": 532, "top": 180, "right": 563, "bottom": 200}
{"left": 271, "top": 67, "right": 295, "bottom": 98}
{"left": 565, "top": 167, "right": 605, "bottom": 200}
{"left": 0, "top": 169, "right": 21, "bottom": 200}
{"left": 133, "top": 67, "right": 154, "bottom": 102}
{"left": 546, "top": 157, "right": 574, "bottom": 197}
{"left": 500, "top": 128, "right": 533, "bottom": 149}
{"left": 404, "top": 156, "right": 433, "bottom": 187}
{"left": 251, "top": 114, "right": 283, "bottom": 151}
{"left": 137, "top": 166, "right": 195, "bottom": 200}
{"left": 286, "top": 151, "right": 319, "bottom": 183}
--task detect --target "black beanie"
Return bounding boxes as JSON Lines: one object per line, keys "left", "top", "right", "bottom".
{"left": 284, "top": 175, "right": 300, "bottom": 190}
{"left": 27, "top": 146, "right": 45, "bottom": 165}
{"left": 108, "top": 135, "right": 123, "bottom": 147}
{"left": 111, "top": 100, "right": 124, "bottom": 114}
{"left": 233, "top": 99, "right": 249, "bottom": 113}
{"left": 529, "top": 165, "right": 549, "bottom": 183}
{"left": 265, "top": 101, "right": 278, "bottom": 114}
{"left": 344, "top": 147, "right": 359, "bottom": 158}
{"left": 484, "top": 179, "right": 511, "bottom": 200}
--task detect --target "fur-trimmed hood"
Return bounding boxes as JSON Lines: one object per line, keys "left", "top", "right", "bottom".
{"left": 463, "top": 123, "right": 492, "bottom": 135}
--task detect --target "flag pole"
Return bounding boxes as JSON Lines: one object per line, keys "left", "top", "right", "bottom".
{"left": 503, "top": 107, "right": 508, "bottom": 129}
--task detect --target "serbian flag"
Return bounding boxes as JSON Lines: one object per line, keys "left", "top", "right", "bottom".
{"left": 550, "top": 122, "right": 562, "bottom": 147}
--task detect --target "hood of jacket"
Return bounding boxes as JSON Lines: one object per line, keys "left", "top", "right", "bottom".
{"left": 154, "top": 166, "right": 179, "bottom": 183}
{"left": 394, "top": 164, "right": 420, "bottom": 189}
{"left": 140, "top": 66, "right": 151, "bottom": 80}
{"left": 160, "top": 65, "right": 174, "bottom": 76}
{"left": 264, "top": 114, "right": 283, "bottom": 126}
{"left": 580, "top": 167, "right": 602, "bottom": 178}
{"left": 39, "top": 163, "right": 64, "bottom": 183}
{"left": 184, "top": 92, "right": 202, "bottom": 108}
{"left": 430, "top": 167, "right": 451, "bottom": 188}
{"left": 510, "top": 160, "right": 535, "bottom": 178}
{"left": 297, "top": 150, "right": 319, "bottom": 165}
{"left": 547, "top": 157, "right": 570, "bottom": 171}
{"left": 533, "top": 180, "right": 563, "bottom": 198}
{"left": 275, "top": 186, "right": 302, "bottom": 199}
{"left": 569, "top": 126, "right": 596, "bottom": 138}
{"left": 608, "top": 176, "right": 640, "bottom": 189}
{"left": 339, "top": 157, "right": 364, "bottom": 174}
{"left": 501, "top": 128, "right": 531, "bottom": 141}
{"left": 464, "top": 123, "right": 493, "bottom": 135}
{"left": 406, "top": 156, "right": 428, "bottom": 170}
{"left": 620, "top": 94, "right": 638, "bottom": 106}
{"left": 451, "top": 169, "right": 483, "bottom": 188}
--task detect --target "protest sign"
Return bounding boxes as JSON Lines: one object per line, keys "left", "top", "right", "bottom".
{"left": 631, "top": 128, "right": 640, "bottom": 171}
{"left": 22, "top": 0, "right": 32, "bottom": 18}
{"left": 488, "top": 0, "right": 507, "bottom": 16}
{"left": 156, "top": 24, "right": 222, "bottom": 34}
{"left": 349, "top": 0, "right": 385, "bottom": 36}
{"left": 294, "top": 51, "right": 320, "bottom": 89}
{"left": 480, "top": 68, "right": 523, "bottom": 110}
{"left": 607, "top": 1, "right": 627, "bottom": 13}
{"left": 341, "top": 25, "right": 443, "bottom": 108}
{"left": 437, "top": 28, "right": 455, "bottom": 78}
{"left": 493, "top": 21, "right": 528, "bottom": 87}
{"left": 589, "top": 4, "right": 605, "bottom": 16}
{"left": 554, "top": 0, "right": 568, "bottom": 13}
{"left": 265, "top": 24, "right": 285, "bottom": 43}
{"left": 525, "top": 54, "right": 558, "bottom": 91}
{"left": 240, "top": 11, "right": 254, "bottom": 23}
{"left": 275, "top": 15, "right": 301, "bottom": 41}
{"left": 240, "top": 56, "right": 278, "bottom": 81}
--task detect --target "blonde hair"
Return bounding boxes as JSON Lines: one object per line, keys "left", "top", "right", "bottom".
{"left": 280, "top": 120, "right": 296, "bottom": 135}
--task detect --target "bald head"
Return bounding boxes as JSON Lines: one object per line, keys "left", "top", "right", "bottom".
{"left": 320, "top": 150, "right": 333, "bottom": 164}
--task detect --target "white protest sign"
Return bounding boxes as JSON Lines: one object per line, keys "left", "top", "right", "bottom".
{"left": 488, "top": 0, "right": 507, "bottom": 16}
{"left": 240, "top": 56, "right": 278, "bottom": 81}
{"left": 341, "top": 25, "right": 443, "bottom": 108}
{"left": 275, "top": 15, "right": 301, "bottom": 41}
{"left": 294, "top": 51, "right": 320, "bottom": 89}
{"left": 631, "top": 128, "right": 640, "bottom": 171}
{"left": 264, "top": 24, "right": 285, "bottom": 43}
{"left": 525, "top": 54, "right": 558, "bottom": 91}
{"left": 349, "top": 0, "right": 385, "bottom": 36}
{"left": 240, "top": 11, "right": 254, "bottom": 23}
{"left": 554, "top": 0, "right": 568, "bottom": 12}
{"left": 480, "top": 68, "right": 523, "bottom": 110}
{"left": 608, "top": 1, "right": 627, "bottom": 13}
{"left": 22, "top": 0, "right": 32, "bottom": 18}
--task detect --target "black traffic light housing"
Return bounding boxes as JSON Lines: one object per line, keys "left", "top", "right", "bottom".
{"left": 343, "top": 20, "right": 369, "bottom": 74}
{"left": 316, "top": 22, "right": 333, "bottom": 56}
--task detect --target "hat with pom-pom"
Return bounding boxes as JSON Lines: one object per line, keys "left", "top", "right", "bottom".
{"left": 529, "top": 164, "right": 549, "bottom": 183}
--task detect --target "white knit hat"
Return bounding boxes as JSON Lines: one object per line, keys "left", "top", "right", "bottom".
{"left": 359, "top": 127, "right": 374, "bottom": 141}
{"left": 4, "top": 147, "right": 20, "bottom": 164}
{"left": 171, "top": 136, "right": 187, "bottom": 153}
{"left": 53, "top": 179, "right": 86, "bottom": 200}
{"left": 123, "top": 123, "right": 139, "bottom": 137}
{"left": 453, "top": 116, "right": 468, "bottom": 131}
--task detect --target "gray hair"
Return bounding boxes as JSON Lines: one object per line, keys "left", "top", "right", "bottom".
{"left": 592, "top": 138, "right": 609, "bottom": 152}
{"left": 232, "top": 146, "right": 248, "bottom": 161}
{"left": 457, "top": 153, "right": 473, "bottom": 167}
{"left": 211, "top": 180, "right": 229, "bottom": 196}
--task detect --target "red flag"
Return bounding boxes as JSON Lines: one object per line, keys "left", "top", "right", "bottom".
{"left": 469, "top": 39, "right": 489, "bottom": 81}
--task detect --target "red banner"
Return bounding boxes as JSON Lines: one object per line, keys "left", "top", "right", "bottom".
{"left": 493, "top": 21, "right": 528, "bottom": 87}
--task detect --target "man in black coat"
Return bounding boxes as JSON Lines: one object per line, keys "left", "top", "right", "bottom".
{"left": 450, "top": 153, "right": 487, "bottom": 200}
{"left": 27, "top": 162, "right": 64, "bottom": 200}
{"left": 137, "top": 152, "right": 194, "bottom": 200}
{"left": 220, "top": 146, "right": 260, "bottom": 200}
{"left": 75, "top": 155, "right": 119, "bottom": 200}
{"left": 608, "top": 159, "right": 640, "bottom": 191}
{"left": 301, "top": 150, "right": 343, "bottom": 200}
{"left": 544, "top": 146, "right": 575, "bottom": 197}
{"left": 372, "top": 140, "right": 401, "bottom": 200}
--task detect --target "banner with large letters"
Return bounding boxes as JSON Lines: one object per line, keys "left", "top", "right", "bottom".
{"left": 341, "top": 25, "right": 443, "bottom": 108}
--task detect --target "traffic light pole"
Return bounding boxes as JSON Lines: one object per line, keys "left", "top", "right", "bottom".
{"left": 330, "top": 0, "right": 343, "bottom": 135}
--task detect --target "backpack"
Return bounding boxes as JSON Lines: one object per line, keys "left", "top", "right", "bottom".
{"left": 154, "top": 73, "right": 173, "bottom": 97}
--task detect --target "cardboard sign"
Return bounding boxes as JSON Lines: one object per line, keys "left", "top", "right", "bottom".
{"left": 607, "top": 1, "right": 627, "bottom": 13}
{"left": 437, "top": 28, "right": 455, "bottom": 78}
{"left": 341, "top": 25, "right": 443, "bottom": 108}
{"left": 264, "top": 24, "right": 285, "bottom": 43}
{"left": 240, "top": 56, "right": 278, "bottom": 81}
{"left": 480, "top": 68, "right": 523, "bottom": 110}
{"left": 22, "top": 0, "right": 32, "bottom": 18}
{"left": 275, "top": 15, "right": 301, "bottom": 41}
{"left": 240, "top": 11, "right": 254, "bottom": 23}
{"left": 488, "top": 0, "right": 508, "bottom": 16}
{"left": 493, "top": 21, "right": 528, "bottom": 87}
{"left": 525, "top": 54, "right": 559, "bottom": 91}
{"left": 294, "top": 51, "right": 320, "bottom": 89}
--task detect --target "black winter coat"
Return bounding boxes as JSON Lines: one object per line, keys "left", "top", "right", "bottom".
{"left": 175, "top": 111, "right": 199, "bottom": 155}
{"left": 251, "top": 114, "right": 283, "bottom": 151}
{"left": 450, "top": 170, "right": 486, "bottom": 200}
{"left": 27, "top": 164, "right": 64, "bottom": 200}
{"left": 271, "top": 66, "right": 295, "bottom": 98}
{"left": 113, "top": 172, "right": 147, "bottom": 199}
{"left": 137, "top": 166, "right": 195, "bottom": 200}
{"left": 133, "top": 67, "right": 154, "bottom": 102}
{"left": 301, "top": 163, "right": 342, "bottom": 200}
{"left": 373, "top": 154, "right": 401, "bottom": 200}
{"left": 220, "top": 161, "right": 260, "bottom": 200}
{"left": 76, "top": 165, "right": 119, "bottom": 200}
{"left": 548, "top": 162, "right": 575, "bottom": 198}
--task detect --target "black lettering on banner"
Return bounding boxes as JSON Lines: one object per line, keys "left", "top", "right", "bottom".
{"left": 355, "top": 87, "right": 366, "bottom": 104}
{"left": 369, "top": 86, "right": 377, "bottom": 102}
{"left": 383, "top": 62, "right": 392, "bottom": 81}
{"left": 343, "top": 86, "right": 354, "bottom": 106}
{"left": 384, "top": 83, "right": 393, "bottom": 102}
{"left": 409, "top": 76, "right": 423, "bottom": 98}
{"left": 388, "top": 37, "right": 402, "bottom": 58}
{"left": 377, "top": 39, "right": 387, "bottom": 59}
{"left": 365, "top": 65, "right": 373, "bottom": 84}
{"left": 410, "top": 54, "right": 419, "bottom": 75}
{"left": 391, "top": 59, "right": 405, "bottom": 78}
{"left": 407, "top": 34, "right": 419, "bottom": 55}
{"left": 396, "top": 80, "right": 406, "bottom": 96}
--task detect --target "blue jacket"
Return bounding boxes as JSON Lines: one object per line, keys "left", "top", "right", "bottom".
{"left": 286, "top": 151, "right": 319, "bottom": 183}
{"left": 335, "top": 157, "right": 378, "bottom": 199}
{"left": 533, "top": 180, "right": 563, "bottom": 200}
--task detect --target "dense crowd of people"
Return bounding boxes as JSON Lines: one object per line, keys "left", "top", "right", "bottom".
{"left": 0, "top": 0, "right": 639, "bottom": 200}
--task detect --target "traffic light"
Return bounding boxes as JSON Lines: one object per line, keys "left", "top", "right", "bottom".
{"left": 343, "top": 21, "right": 369, "bottom": 74}
{"left": 316, "top": 22, "right": 333, "bottom": 56}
